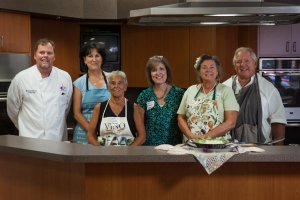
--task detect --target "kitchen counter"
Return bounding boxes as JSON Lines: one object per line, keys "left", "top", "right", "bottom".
{"left": 1, "top": 135, "right": 300, "bottom": 200}
{"left": 1, "top": 135, "right": 300, "bottom": 163}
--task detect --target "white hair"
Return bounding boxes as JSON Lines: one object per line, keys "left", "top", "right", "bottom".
{"left": 107, "top": 70, "right": 128, "bottom": 85}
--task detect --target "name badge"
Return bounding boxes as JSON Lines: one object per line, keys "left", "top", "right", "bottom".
{"left": 110, "top": 117, "right": 121, "bottom": 124}
{"left": 146, "top": 101, "right": 155, "bottom": 110}
{"left": 25, "top": 89, "right": 37, "bottom": 94}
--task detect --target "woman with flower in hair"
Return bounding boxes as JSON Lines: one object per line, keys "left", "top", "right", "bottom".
{"left": 177, "top": 55, "right": 239, "bottom": 141}
{"left": 137, "top": 56, "right": 184, "bottom": 146}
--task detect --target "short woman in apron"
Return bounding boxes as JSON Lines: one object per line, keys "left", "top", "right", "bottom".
{"left": 177, "top": 55, "right": 239, "bottom": 141}
{"left": 87, "top": 71, "right": 146, "bottom": 146}
{"left": 73, "top": 42, "right": 110, "bottom": 144}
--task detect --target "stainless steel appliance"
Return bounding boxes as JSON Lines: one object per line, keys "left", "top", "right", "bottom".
{"left": 0, "top": 53, "right": 31, "bottom": 135}
{"left": 0, "top": 81, "right": 18, "bottom": 135}
{"left": 259, "top": 57, "right": 300, "bottom": 124}
{"left": 129, "top": 0, "right": 300, "bottom": 26}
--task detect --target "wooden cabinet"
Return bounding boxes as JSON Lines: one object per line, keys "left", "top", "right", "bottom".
{"left": 0, "top": 11, "right": 31, "bottom": 53}
{"left": 259, "top": 24, "right": 300, "bottom": 57}
{"left": 121, "top": 25, "right": 256, "bottom": 88}
{"left": 31, "top": 18, "right": 80, "bottom": 81}
{"left": 121, "top": 25, "right": 190, "bottom": 88}
{"left": 189, "top": 26, "right": 240, "bottom": 84}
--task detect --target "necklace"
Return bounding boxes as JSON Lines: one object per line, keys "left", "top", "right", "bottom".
{"left": 202, "top": 82, "right": 217, "bottom": 95}
{"left": 89, "top": 73, "right": 103, "bottom": 86}
{"left": 194, "top": 82, "right": 217, "bottom": 100}
{"left": 154, "top": 85, "right": 169, "bottom": 99}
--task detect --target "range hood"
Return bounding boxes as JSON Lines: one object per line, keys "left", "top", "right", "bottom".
{"left": 129, "top": 0, "right": 300, "bottom": 26}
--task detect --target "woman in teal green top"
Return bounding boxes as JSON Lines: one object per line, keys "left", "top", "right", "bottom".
{"left": 137, "top": 56, "right": 184, "bottom": 146}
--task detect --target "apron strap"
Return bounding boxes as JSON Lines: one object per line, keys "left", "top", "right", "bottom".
{"left": 86, "top": 73, "right": 89, "bottom": 91}
{"left": 102, "top": 71, "right": 108, "bottom": 85}
{"left": 212, "top": 83, "right": 218, "bottom": 100}
{"left": 102, "top": 98, "right": 127, "bottom": 118}
{"left": 194, "top": 83, "right": 218, "bottom": 100}
{"left": 102, "top": 99, "right": 110, "bottom": 119}
{"left": 86, "top": 71, "right": 108, "bottom": 91}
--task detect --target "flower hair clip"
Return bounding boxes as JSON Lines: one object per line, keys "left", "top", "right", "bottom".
{"left": 150, "top": 55, "right": 163, "bottom": 61}
{"left": 194, "top": 56, "right": 201, "bottom": 69}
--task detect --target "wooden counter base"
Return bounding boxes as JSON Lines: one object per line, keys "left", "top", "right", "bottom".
{"left": 1, "top": 153, "right": 300, "bottom": 200}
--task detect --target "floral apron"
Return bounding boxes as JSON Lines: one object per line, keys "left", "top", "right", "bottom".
{"left": 186, "top": 84, "right": 221, "bottom": 140}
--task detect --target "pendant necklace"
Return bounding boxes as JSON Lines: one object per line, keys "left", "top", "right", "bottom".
{"left": 89, "top": 73, "right": 103, "bottom": 86}
{"left": 155, "top": 85, "right": 168, "bottom": 99}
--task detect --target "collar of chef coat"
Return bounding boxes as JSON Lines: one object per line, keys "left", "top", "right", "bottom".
{"left": 33, "top": 65, "right": 57, "bottom": 80}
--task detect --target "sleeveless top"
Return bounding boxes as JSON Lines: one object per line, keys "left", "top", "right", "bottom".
{"left": 97, "top": 100, "right": 136, "bottom": 137}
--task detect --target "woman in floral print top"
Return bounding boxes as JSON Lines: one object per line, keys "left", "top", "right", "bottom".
{"left": 137, "top": 56, "right": 184, "bottom": 146}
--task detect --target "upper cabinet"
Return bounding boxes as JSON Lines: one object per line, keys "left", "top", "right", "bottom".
{"left": 259, "top": 24, "right": 300, "bottom": 57}
{"left": 0, "top": 12, "right": 31, "bottom": 53}
{"left": 121, "top": 26, "right": 256, "bottom": 88}
{"left": 121, "top": 26, "right": 190, "bottom": 88}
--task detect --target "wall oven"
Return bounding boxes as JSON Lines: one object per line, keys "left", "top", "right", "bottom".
{"left": 259, "top": 58, "right": 300, "bottom": 124}
{"left": 0, "top": 81, "right": 18, "bottom": 135}
{"left": 0, "top": 53, "right": 31, "bottom": 135}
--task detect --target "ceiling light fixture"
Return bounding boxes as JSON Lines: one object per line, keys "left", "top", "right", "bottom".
{"left": 199, "top": 22, "right": 229, "bottom": 25}
{"left": 204, "top": 14, "right": 253, "bottom": 17}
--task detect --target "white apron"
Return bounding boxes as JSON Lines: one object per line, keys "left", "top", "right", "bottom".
{"left": 98, "top": 99, "right": 135, "bottom": 146}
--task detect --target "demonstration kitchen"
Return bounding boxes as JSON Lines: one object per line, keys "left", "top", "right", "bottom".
{"left": 0, "top": 0, "right": 300, "bottom": 200}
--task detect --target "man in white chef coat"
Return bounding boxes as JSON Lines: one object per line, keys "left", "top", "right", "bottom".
{"left": 7, "top": 38, "right": 73, "bottom": 141}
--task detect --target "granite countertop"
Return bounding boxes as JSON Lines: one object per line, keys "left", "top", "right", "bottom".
{"left": 0, "top": 135, "right": 300, "bottom": 163}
